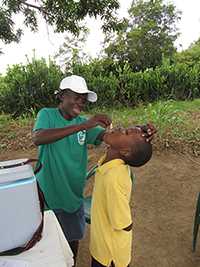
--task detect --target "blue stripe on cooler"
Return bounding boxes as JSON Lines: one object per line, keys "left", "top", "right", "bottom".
{"left": 0, "top": 176, "right": 36, "bottom": 189}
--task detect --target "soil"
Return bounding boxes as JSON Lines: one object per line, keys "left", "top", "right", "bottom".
{"left": 1, "top": 147, "right": 200, "bottom": 267}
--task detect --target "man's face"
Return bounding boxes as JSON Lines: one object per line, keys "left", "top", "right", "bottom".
{"left": 104, "top": 127, "right": 143, "bottom": 150}
{"left": 60, "top": 90, "right": 88, "bottom": 119}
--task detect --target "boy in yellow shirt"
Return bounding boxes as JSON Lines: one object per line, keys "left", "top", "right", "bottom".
{"left": 90, "top": 126, "right": 153, "bottom": 267}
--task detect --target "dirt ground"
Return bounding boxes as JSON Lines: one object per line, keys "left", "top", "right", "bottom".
{"left": 1, "top": 147, "right": 200, "bottom": 267}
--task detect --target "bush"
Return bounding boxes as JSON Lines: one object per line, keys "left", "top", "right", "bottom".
{"left": 0, "top": 56, "right": 200, "bottom": 116}
{"left": 0, "top": 57, "right": 63, "bottom": 116}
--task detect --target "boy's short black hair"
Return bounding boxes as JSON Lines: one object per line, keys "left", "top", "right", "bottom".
{"left": 125, "top": 140, "right": 152, "bottom": 167}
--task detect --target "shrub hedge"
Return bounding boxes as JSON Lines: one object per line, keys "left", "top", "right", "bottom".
{"left": 0, "top": 58, "right": 200, "bottom": 116}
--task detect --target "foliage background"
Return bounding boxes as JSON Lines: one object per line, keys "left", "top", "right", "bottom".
{"left": 0, "top": 57, "right": 200, "bottom": 116}
{"left": 0, "top": 0, "right": 200, "bottom": 116}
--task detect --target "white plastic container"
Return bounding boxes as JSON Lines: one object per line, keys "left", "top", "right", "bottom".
{"left": 0, "top": 159, "right": 42, "bottom": 253}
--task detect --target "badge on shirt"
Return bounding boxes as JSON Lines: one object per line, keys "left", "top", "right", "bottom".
{"left": 77, "top": 130, "right": 86, "bottom": 145}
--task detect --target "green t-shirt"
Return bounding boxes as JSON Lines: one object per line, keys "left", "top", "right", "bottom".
{"left": 33, "top": 108, "right": 103, "bottom": 213}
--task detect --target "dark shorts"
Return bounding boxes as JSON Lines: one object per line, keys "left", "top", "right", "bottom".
{"left": 53, "top": 204, "right": 86, "bottom": 242}
{"left": 91, "top": 258, "right": 117, "bottom": 267}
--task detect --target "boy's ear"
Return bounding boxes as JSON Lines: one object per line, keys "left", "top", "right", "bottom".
{"left": 119, "top": 148, "right": 132, "bottom": 158}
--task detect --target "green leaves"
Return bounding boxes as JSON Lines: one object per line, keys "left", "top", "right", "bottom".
{"left": 139, "top": 100, "right": 184, "bottom": 137}
{"left": 23, "top": 8, "right": 38, "bottom": 31}
{"left": 104, "top": 0, "right": 181, "bottom": 71}
{"left": 0, "top": 56, "right": 63, "bottom": 116}
{"left": 1, "top": 56, "right": 200, "bottom": 116}
{"left": 0, "top": 7, "right": 22, "bottom": 43}
{"left": 0, "top": 0, "right": 120, "bottom": 45}
{"left": 175, "top": 38, "right": 200, "bottom": 67}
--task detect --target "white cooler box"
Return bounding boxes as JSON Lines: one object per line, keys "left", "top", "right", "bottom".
{"left": 0, "top": 159, "right": 42, "bottom": 253}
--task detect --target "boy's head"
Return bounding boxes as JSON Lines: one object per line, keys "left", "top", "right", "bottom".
{"left": 104, "top": 127, "right": 152, "bottom": 167}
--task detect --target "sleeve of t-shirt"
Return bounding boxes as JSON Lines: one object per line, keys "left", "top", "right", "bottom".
{"left": 86, "top": 126, "right": 105, "bottom": 146}
{"left": 33, "top": 108, "right": 51, "bottom": 131}
{"left": 106, "top": 173, "right": 132, "bottom": 230}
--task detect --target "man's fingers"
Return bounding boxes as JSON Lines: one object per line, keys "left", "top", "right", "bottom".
{"left": 99, "top": 122, "right": 109, "bottom": 128}
{"left": 94, "top": 114, "right": 112, "bottom": 127}
{"left": 147, "top": 123, "right": 157, "bottom": 133}
{"left": 147, "top": 129, "right": 152, "bottom": 134}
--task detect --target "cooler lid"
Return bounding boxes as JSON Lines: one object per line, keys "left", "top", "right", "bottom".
{"left": 0, "top": 158, "right": 28, "bottom": 168}
{"left": 0, "top": 159, "right": 35, "bottom": 184}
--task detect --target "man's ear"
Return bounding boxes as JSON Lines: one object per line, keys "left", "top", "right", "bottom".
{"left": 59, "top": 93, "right": 65, "bottom": 102}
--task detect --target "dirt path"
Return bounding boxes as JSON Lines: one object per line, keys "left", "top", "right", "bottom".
{"left": 1, "top": 149, "right": 200, "bottom": 267}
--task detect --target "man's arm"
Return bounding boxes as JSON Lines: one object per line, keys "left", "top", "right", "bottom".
{"left": 95, "top": 130, "right": 106, "bottom": 142}
{"left": 33, "top": 124, "right": 88, "bottom": 146}
{"left": 32, "top": 114, "right": 111, "bottom": 146}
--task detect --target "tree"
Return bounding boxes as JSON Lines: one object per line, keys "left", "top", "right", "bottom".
{"left": 104, "top": 0, "right": 181, "bottom": 71}
{"left": 0, "top": 56, "right": 63, "bottom": 116}
{"left": 175, "top": 38, "right": 200, "bottom": 66}
{"left": 0, "top": 0, "right": 120, "bottom": 44}
{"left": 54, "top": 28, "right": 89, "bottom": 73}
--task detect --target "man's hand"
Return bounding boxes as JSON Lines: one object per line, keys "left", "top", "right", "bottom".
{"left": 138, "top": 123, "right": 157, "bottom": 142}
{"left": 84, "top": 114, "right": 112, "bottom": 129}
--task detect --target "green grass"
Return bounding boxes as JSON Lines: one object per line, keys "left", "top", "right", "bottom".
{"left": 0, "top": 99, "right": 200, "bottom": 151}
{"left": 88, "top": 99, "right": 200, "bottom": 156}
{"left": 88, "top": 99, "right": 200, "bottom": 139}
{"left": 0, "top": 111, "right": 36, "bottom": 128}
{"left": 0, "top": 112, "right": 36, "bottom": 152}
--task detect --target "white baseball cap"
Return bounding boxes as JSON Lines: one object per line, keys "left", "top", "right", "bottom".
{"left": 58, "top": 75, "right": 97, "bottom": 102}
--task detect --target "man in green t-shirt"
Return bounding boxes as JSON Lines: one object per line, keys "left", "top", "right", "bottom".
{"left": 32, "top": 74, "right": 156, "bottom": 266}
{"left": 32, "top": 75, "right": 111, "bottom": 265}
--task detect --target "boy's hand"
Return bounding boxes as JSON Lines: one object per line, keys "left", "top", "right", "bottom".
{"left": 123, "top": 223, "right": 133, "bottom": 231}
{"left": 84, "top": 114, "right": 112, "bottom": 129}
{"left": 138, "top": 123, "right": 157, "bottom": 142}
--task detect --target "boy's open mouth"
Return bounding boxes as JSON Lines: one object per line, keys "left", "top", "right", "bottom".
{"left": 105, "top": 126, "right": 127, "bottom": 134}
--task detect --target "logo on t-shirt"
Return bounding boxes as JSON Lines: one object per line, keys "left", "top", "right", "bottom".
{"left": 77, "top": 130, "right": 86, "bottom": 145}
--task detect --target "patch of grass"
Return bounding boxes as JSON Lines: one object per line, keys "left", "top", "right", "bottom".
{"left": 90, "top": 99, "right": 200, "bottom": 136}
{"left": 0, "top": 99, "right": 200, "bottom": 154}
{"left": 17, "top": 114, "right": 35, "bottom": 127}
{"left": 0, "top": 113, "right": 34, "bottom": 152}
{"left": 0, "top": 114, "right": 15, "bottom": 138}
{"left": 0, "top": 114, "right": 13, "bottom": 128}
{"left": 0, "top": 112, "right": 35, "bottom": 128}
{"left": 89, "top": 99, "right": 200, "bottom": 155}
{"left": 166, "top": 99, "right": 200, "bottom": 112}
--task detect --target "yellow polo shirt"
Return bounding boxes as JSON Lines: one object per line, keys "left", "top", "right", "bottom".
{"left": 90, "top": 158, "right": 133, "bottom": 267}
